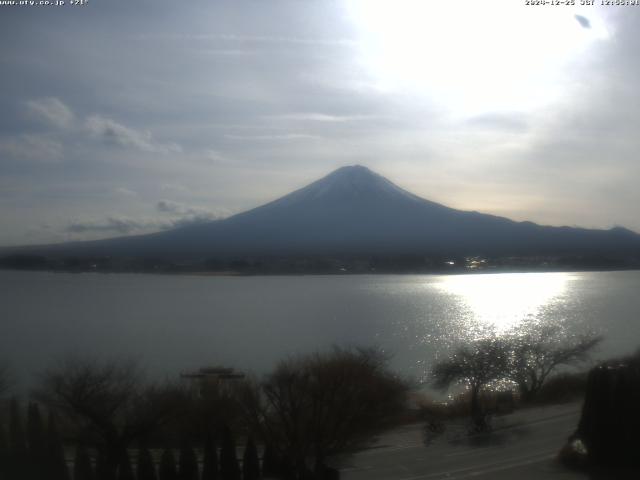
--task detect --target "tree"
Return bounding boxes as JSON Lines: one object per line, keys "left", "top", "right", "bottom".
{"left": 136, "top": 446, "right": 157, "bottom": 480}
{"left": 219, "top": 425, "right": 240, "bottom": 480}
{"left": 159, "top": 449, "right": 178, "bottom": 480}
{"left": 178, "top": 444, "right": 198, "bottom": 480}
{"left": 504, "top": 326, "right": 601, "bottom": 402}
{"left": 117, "top": 450, "right": 135, "bottom": 480}
{"left": 201, "top": 434, "right": 218, "bottom": 480}
{"left": 9, "top": 397, "right": 27, "bottom": 457}
{"left": 575, "top": 350, "right": 640, "bottom": 470}
{"left": 27, "top": 403, "right": 46, "bottom": 463}
{"left": 96, "top": 449, "right": 114, "bottom": 480}
{"left": 74, "top": 446, "right": 95, "bottom": 480}
{"left": 46, "top": 412, "right": 70, "bottom": 480}
{"left": 35, "top": 356, "right": 185, "bottom": 476}
{"left": 431, "top": 337, "right": 508, "bottom": 431}
{"left": 0, "top": 423, "right": 9, "bottom": 479}
{"left": 242, "top": 437, "right": 260, "bottom": 480}
{"left": 261, "top": 443, "right": 280, "bottom": 478}
{"left": 177, "top": 368, "right": 246, "bottom": 446}
{"left": 6, "top": 397, "right": 27, "bottom": 478}
{"left": 241, "top": 347, "right": 408, "bottom": 477}
{"left": 26, "top": 402, "right": 47, "bottom": 478}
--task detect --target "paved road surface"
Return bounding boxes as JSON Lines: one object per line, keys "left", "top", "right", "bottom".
{"left": 341, "top": 403, "right": 586, "bottom": 480}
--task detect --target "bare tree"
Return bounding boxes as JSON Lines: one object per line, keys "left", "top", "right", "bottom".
{"left": 34, "top": 356, "right": 185, "bottom": 477}
{"left": 432, "top": 327, "right": 602, "bottom": 427}
{"left": 504, "top": 326, "right": 601, "bottom": 402}
{"left": 431, "top": 337, "right": 508, "bottom": 431}
{"left": 240, "top": 347, "right": 408, "bottom": 477}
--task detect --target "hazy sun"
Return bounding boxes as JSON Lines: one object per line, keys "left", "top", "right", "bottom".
{"left": 345, "top": 0, "right": 610, "bottom": 117}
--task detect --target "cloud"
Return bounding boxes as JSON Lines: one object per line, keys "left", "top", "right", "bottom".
{"left": 3, "top": 1, "right": 640, "bottom": 245}
{"left": 156, "top": 199, "right": 228, "bottom": 220}
{"left": 65, "top": 217, "right": 146, "bottom": 235}
{"left": 466, "top": 113, "right": 529, "bottom": 132}
{"left": 201, "top": 149, "right": 230, "bottom": 164}
{"left": 156, "top": 200, "right": 194, "bottom": 215}
{"left": 26, "top": 97, "right": 74, "bottom": 129}
{"left": 575, "top": 15, "right": 591, "bottom": 29}
{"left": 85, "top": 115, "right": 181, "bottom": 153}
{"left": 65, "top": 207, "right": 227, "bottom": 238}
{"left": 268, "top": 113, "right": 375, "bottom": 123}
{"left": 0, "top": 134, "right": 63, "bottom": 162}
{"left": 223, "top": 133, "right": 320, "bottom": 141}
{"left": 113, "top": 187, "right": 137, "bottom": 197}
{"left": 170, "top": 213, "right": 222, "bottom": 228}
{"left": 136, "top": 33, "right": 356, "bottom": 47}
{"left": 200, "top": 49, "right": 252, "bottom": 56}
{"left": 159, "top": 183, "right": 189, "bottom": 193}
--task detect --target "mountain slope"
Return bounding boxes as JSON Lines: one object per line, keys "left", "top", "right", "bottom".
{"left": 7, "top": 165, "right": 640, "bottom": 259}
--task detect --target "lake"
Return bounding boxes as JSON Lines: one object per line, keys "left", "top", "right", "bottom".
{"left": 1, "top": 270, "right": 639, "bottom": 391}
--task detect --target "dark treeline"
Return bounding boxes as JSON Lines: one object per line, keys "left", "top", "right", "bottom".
{"left": 1, "top": 252, "right": 639, "bottom": 275}
{"left": 0, "top": 347, "right": 408, "bottom": 480}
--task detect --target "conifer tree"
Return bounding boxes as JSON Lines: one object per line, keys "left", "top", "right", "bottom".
{"left": 96, "top": 449, "right": 116, "bottom": 480}
{"left": 178, "top": 444, "right": 199, "bottom": 480}
{"left": 159, "top": 449, "right": 178, "bottom": 480}
{"left": 137, "top": 446, "right": 157, "bottom": 480}
{"left": 46, "top": 412, "right": 70, "bottom": 480}
{"left": 201, "top": 434, "right": 219, "bottom": 480}
{"left": 0, "top": 422, "right": 6, "bottom": 454}
{"left": 117, "top": 450, "right": 135, "bottom": 480}
{"left": 9, "top": 397, "right": 26, "bottom": 456}
{"left": 0, "top": 423, "right": 8, "bottom": 480}
{"left": 8, "top": 398, "right": 28, "bottom": 478}
{"left": 261, "top": 444, "right": 279, "bottom": 479}
{"left": 74, "top": 446, "right": 95, "bottom": 480}
{"left": 279, "top": 457, "right": 295, "bottom": 480}
{"left": 27, "top": 402, "right": 46, "bottom": 465}
{"left": 219, "top": 426, "right": 240, "bottom": 480}
{"left": 242, "top": 437, "right": 260, "bottom": 480}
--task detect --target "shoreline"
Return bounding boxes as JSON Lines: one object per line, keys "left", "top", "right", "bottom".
{"left": 2, "top": 265, "right": 640, "bottom": 277}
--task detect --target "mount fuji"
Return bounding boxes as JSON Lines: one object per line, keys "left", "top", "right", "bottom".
{"left": 5, "top": 165, "right": 640, "bottom": 261}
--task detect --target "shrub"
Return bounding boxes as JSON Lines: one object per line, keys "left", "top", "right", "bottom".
{"left": 178, "top": 445, "right": 198, "bottom": 480}
{"left": 219, "top": 425, "right": 240, "bottom": 480}
{"left": 201, "top": 435, "right": 218, "bottom": 480}
{"left": 136, "top": 447, "right": 157, "bottom": 480}
{"left": 159, "top": 449, "right": 178, "bottom": 480}
{"left": 575, "top": 351, "right": 640, "bottom": 469}
{"left": 241, "top": 346, "right": 409, "bottom": 477}
{"left": 242, "top": 437, "right": 260, "bottom": 480}
{"left": 74, "top": 446, "right": 95, "bottom": 480}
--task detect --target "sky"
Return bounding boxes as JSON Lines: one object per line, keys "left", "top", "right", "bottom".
{"left": 1, "top": 0, "right": 639, "bottom": 246}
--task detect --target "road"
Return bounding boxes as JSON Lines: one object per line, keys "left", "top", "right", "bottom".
{"left": 341, "top": 403, "right": 587, "bottom": 480}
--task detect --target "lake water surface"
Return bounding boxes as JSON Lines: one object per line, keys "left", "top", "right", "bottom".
{"left": 1, "top": 270, "right": 639, "bottom": 390}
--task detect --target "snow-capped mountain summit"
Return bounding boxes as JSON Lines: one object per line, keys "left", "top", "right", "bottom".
{"left": 273, "top": 165, "right": 421, "bottom": 203}
{"left": 7, "top": 166, "right": 640, "bottom": 259}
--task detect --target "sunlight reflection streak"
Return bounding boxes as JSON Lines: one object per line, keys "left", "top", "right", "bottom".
{"left": 435, "top": 272, "right": 571, "bottom": 336}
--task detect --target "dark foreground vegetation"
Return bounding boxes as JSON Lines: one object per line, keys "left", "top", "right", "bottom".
{"left": 430, "top": 326, "right": 601, "bottom": 432}
{"left": 0, "top": 348, "right": 408, "bottom": 480}
{"left": 427, "top": 339, "right": 640, "bottom": 478}
{"left": 559, "top": 349, "right": 640, "bottom": 478}
{"left": 2, "top": 335, "right": 638, "bottom": 479}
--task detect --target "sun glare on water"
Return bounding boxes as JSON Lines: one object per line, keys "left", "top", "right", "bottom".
{"left": 436, "top": 272, "right": 572, "bottom": 334}
{"left": 345, "top": 0, "right": 610, "bottom": 116}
